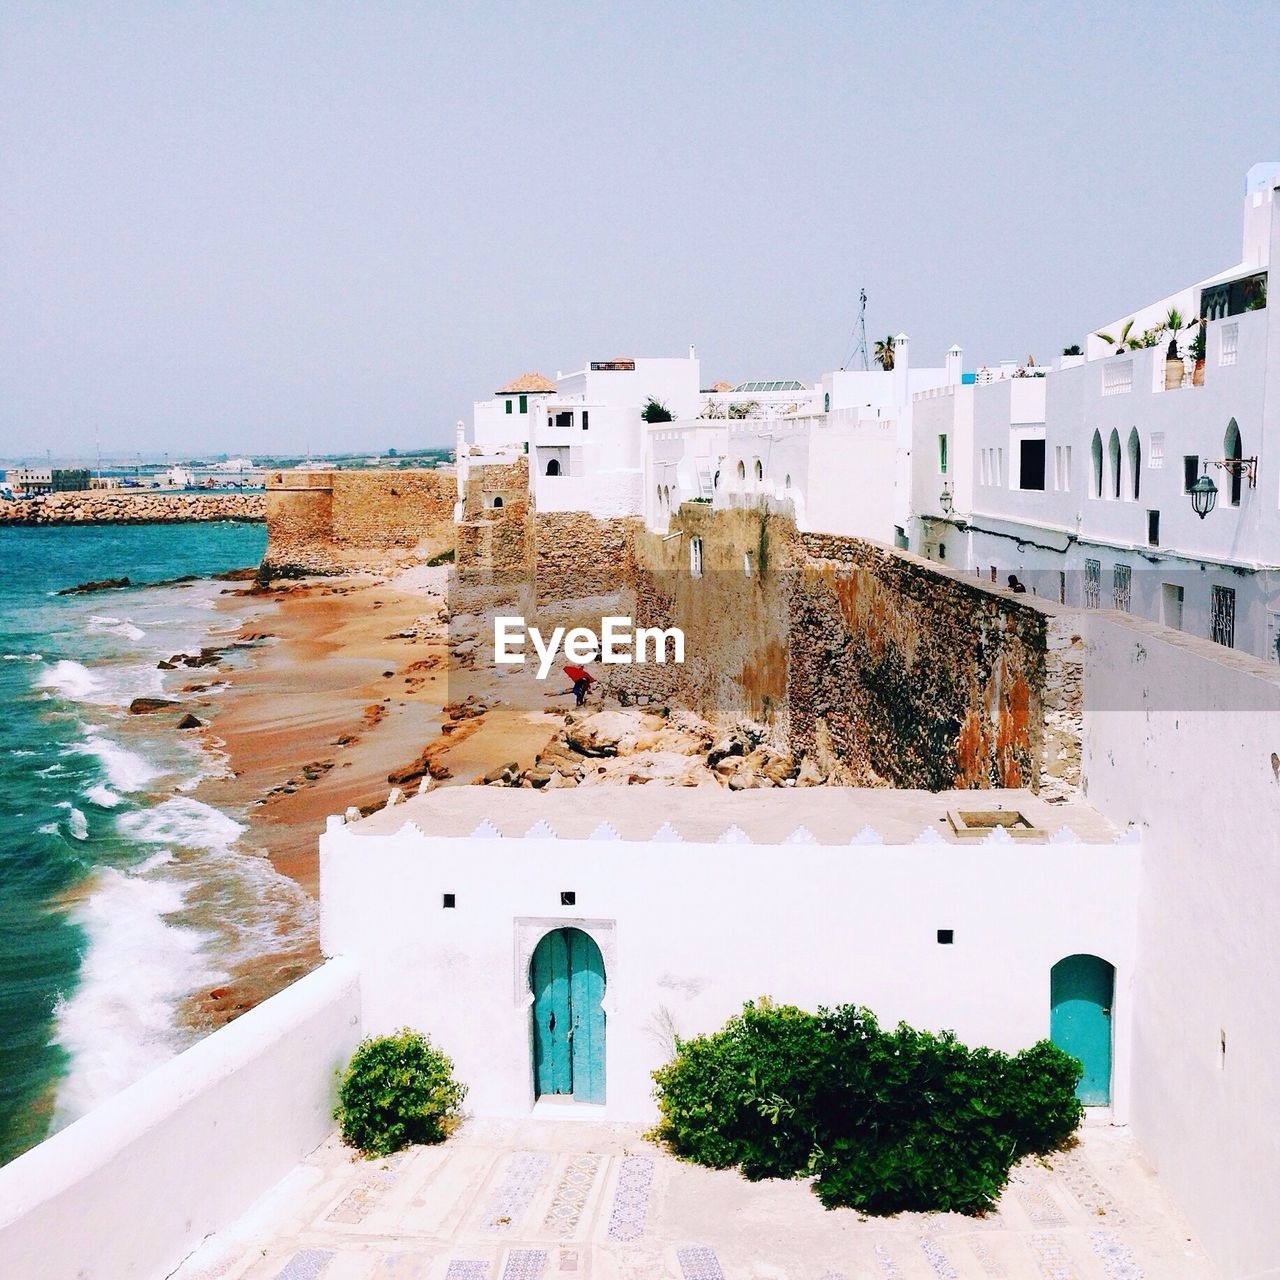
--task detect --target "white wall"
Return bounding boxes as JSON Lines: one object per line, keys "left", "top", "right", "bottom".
{"left": 1078, "top": 612, "right": 1280, "bottom": 1279}
{"left": 0, "top": 960, "right": 361, "bottom": 1280}
{"left": 321, "top": 823, "right": 1139, "bottom": 1124}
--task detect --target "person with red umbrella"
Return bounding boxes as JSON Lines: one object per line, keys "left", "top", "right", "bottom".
{"left": 563, "top": 661, "right": 597, "bottom": 706}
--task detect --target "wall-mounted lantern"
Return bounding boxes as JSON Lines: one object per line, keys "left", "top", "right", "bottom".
{"left": 939, "top": 484, "right": 954, "bottom": 515}
{"left": 1189, "top": 473, "right": 1218, "bottom": 519}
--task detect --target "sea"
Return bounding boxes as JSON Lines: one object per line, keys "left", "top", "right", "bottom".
{"left": 0, "top": 521, "right": 313, "bottom": 1166}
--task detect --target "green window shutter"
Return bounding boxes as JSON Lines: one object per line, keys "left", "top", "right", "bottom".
{"left": 505, "top": 399, "right": 512, "bottom": 414}
{"left": 519, "top": 395, "right": 528, "bottom": 414}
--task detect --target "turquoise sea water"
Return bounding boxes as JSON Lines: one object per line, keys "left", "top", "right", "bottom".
{"left": 0, "top": 522, "right": 310, "bottom": 1165}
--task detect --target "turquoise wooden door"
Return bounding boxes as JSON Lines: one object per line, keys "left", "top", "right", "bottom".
{"left": 1050, "top": 954, "right": 1114, "bottom": 1105}
{"left": 531, "top": 928, "right": 606, "bottom": 1103}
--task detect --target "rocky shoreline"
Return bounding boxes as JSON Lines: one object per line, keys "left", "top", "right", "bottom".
{"left": 0, "top": 490, "right": 264, "bottom": 525}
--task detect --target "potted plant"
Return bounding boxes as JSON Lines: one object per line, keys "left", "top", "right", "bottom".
{"left": 1094, "top": 319, "right": 1135, "bottom": 355}
{"left": 1189, "top": 320, "right": 1207, "bottom": 384}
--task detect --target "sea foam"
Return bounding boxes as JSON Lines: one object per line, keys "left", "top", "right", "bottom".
{"left": 36, "top": 660, "right": 100, "bottom": 700}
{"left": 74, "top": 734, "right": 160, "bottom": 793}
{"left": 50, "top": 867, "right": 221, "bottom": 1127}
{"left": 115, "top": 795, "right": 245, "bottom": 852}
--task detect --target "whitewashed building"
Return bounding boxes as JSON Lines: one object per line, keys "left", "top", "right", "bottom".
{"left": 648, "top": 339, "right": 962, "bottom": 543}
{"left": 471, "top": 354, "right": 702, "bottom": 518}
{"left": 912, "top": 164, "right": 1280, "bottom": 661}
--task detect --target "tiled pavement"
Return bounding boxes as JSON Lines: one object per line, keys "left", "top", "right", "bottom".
{"left": 173, "top": 1120, "right": 1218, "bottom": 1280}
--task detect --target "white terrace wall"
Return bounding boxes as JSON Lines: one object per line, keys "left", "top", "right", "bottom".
{"left": 0, "top": 960, "right": 361, "bottom": 1280}
{"left": 321, "top": 819, "right": 1139, "bottom": 1124}
{"left": 1079, "top": 613, "right": 1280, "bottom": 1279}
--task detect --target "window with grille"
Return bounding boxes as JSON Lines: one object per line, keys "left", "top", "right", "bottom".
{"left": 1084, "top": 559, "right": 1101, "bottom": 609}
{"left": 1113, "top": 564, "right": 1132, "bottom": 612}
{"left": 1220, "top": 323, "right": 1239, "bottom": 367}
{"left": 1211, "top": 585, "right": 1236, "bottom": 648}
{"left": 1103, "top": 359, "right": 1133, "bottom": 396}
{"left": 1150, "top": 433, "right": 1164, "bottom": 468}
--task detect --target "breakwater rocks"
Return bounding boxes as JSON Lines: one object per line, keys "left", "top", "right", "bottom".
{"left": 0, "top": 490, "right": 265, "bottom": 526}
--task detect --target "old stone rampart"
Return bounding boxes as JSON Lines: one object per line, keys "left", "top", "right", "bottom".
{"left": 0, "top": 491, "right": 264, "bottom": 526}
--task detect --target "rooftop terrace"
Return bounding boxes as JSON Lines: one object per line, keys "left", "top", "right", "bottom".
{"left": 353, "top": 785, "right": 1120, "bottom": 845}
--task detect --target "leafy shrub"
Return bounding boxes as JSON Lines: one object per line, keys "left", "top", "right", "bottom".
{"left": 335, "top": 1028, "right": 467, "bottom": 1157}
{"left": 652, "top": 1000, "right": 1082, "bottom": 1215}
{"left": 640, "top": 397, "right": 674, "bottom": 423}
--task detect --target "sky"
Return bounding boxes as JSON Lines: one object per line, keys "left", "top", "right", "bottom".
{"left": 2, "top": 1, "right": 1278, "bottom": 460}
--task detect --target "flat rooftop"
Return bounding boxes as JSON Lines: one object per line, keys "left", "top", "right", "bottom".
{"left": 353, "top": 784, "right": 1120, "bottom": 845}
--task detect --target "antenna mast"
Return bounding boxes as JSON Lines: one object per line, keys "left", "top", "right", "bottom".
{"left": 843, "top": 289, "right": 870, "bottom": 371}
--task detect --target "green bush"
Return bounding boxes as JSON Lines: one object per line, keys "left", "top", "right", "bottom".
{"left": 335, "top": 1028, "right": 467, "bottom": 1157}
{"left": 651, "top": 1000, "right": 1082, "bottom": 1215}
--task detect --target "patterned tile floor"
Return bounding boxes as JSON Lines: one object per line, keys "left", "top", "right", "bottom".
{"left": 172, "top": 1120, "right": 1220, "bottom": 1280}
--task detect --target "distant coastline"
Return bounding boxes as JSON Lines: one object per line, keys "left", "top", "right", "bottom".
{"left": 0, "top": 490, "right": 264, "bottom": 526}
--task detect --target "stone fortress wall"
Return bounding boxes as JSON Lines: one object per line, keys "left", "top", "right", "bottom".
{"left": 262, "top": 468, "right": 455, "bottom": 575}
{"left": 0, "top": 490, "right": 264, "bottom": 525}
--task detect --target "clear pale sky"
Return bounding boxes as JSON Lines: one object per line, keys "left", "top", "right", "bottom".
{"left": 2, "top": 2, "right": 1277, "bottom": 459}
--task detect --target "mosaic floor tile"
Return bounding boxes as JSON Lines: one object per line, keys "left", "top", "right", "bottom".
{"left": 375, "top": 1255, "right": 432, "bottom": 1279}
{"left": 920, "top": 1236, "right": 960, "bottom": 1279}
{"left": 482, "top": 1152, "right": 552, "bottom": 1233}
{"left": 970, "top": 1240, "right": 1009, "bottom": 1277}
{"left": 605, "top": 1155, "right": 654, "bottom": 1242}
{"left": 558, "top": 1249, "right": 579, "bottom": 1272}
{"left": 327, "top": 1158, "right": 404, "bottom": 1223}
{"left": 873, "top": 1242, "right": 905, "bottom": 1278}
{"left": 1090, "top": 1230, "right": 1145, "bottom": 1280}
{"left": 1013, "top": 1172, "right": 1070, "bottom": 1228}
{"left": 445, "top": 1263, "right": 489, "bottom": 1280}
{"left": 275, "top": 1251, "right": 334, "bottom": 1280}
{"left": 1027, "top": 1233, "right": 1080, "bottom": 1280}
{"left": 542, "top": 1154, "right": 602, "bottom": 1237}
{"left": 676, "top": 1247, "right": 725, "bottom": 1280}
{"left": 500, "top": 1250, "right": 548, "bottom": 1280}
{"left": 1056, "top": 1150, "right": 1128, "bottom": 1224}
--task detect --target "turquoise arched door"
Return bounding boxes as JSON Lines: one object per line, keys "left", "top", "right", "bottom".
{"left": 1050, "top": 954, "right": 1114, "bottom": 1105}
{"left": 531, "top": 928, "right": 606, "bottom": 1104}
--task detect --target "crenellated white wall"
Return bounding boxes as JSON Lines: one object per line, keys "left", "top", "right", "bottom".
{"left": 0, "top": 960, "right": 361, "bottom": 1280}
{"left": 320, "top": 817, "right": 1140, "bottom": 1125}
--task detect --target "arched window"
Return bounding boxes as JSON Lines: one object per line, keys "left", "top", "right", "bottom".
{"left": 491, "top": 495, "right": 504, "bottom": 509}
{"left": 1127, "top": 428, "right": 1141, "bottom": 501}
{"left": 1090, "top": 430, "right": 1103, "bottom": 497}
{"left": 713, "top": 469, "right": 720, "bottom": 489}
{"left": 784, "top": 474, "right": 791, "bottom": 490}
{"left": 546, "top": 458, "right": 561, "bottom": 477}
{"left": 736, "top": 460, "right": 746, "bottom": 483}
{"left": 1108, "top": 429, "right": 1121, "bottom": 499}
{"left": 1225, "top": 419, "right": 1243, "bottom": 506}
{"left": 656, "top": 484, "right": 662, "bottom": 505}
{"left": 753, "top": 459, "right": 763, "bottom": 482}
{"left": 663, "top": 485, "right": 670, "bottom": 507}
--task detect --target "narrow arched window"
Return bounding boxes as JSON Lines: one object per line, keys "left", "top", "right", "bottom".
{"left": 1090, "top": 430, "right": 1103, "bottom": 498}
{"left": 1225, "top": 419, "right": 1243, "bottom": 505}
{"left": 1127, "top": 428, "right": 1141, "bottom": 501}
{"left": 1108, "top": 429, "right": 1121, "bottom": 499}
{"left": 736, "top": 460, "right": 746, "bottom": 482}
{"left": 754, "top": 459, "right": 763, "bottom": 482}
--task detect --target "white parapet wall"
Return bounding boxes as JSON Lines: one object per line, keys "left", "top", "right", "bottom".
{"left": 1078, "top": 612, "right": 1280, "bottom": 1278}
{"left": 320, "top": 797, "right": 1140, "bottom": 1125}
{"left": 0, "top": 958, "right": 362, "bottom": 1280}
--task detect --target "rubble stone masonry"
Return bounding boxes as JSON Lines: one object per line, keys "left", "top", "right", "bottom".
{"left": 263, "top": 469, "right": 455, "bottom": 575}
{"left": 621, "top": 503, "right": 1082, "bottom": 792}
{"left": 0, "top": 490, "right": 264, "bottom": 525}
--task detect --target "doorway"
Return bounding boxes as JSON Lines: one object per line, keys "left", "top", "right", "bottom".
{"left": 1050, "top": 954, "right": 1114, "bottom": 1105}
{"left": 531, "top": 927, "right": 605, "bottom": 1104}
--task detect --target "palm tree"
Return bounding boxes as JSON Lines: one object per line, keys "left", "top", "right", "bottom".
{"left": 1163, "top": 307, "right": 1190, "bottom": 359}
{"left": 873, "top": 335, "right": 896, "bottom": 371}
{"left": 1095, "top": 319, "right": 1135, "bottom": 354}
